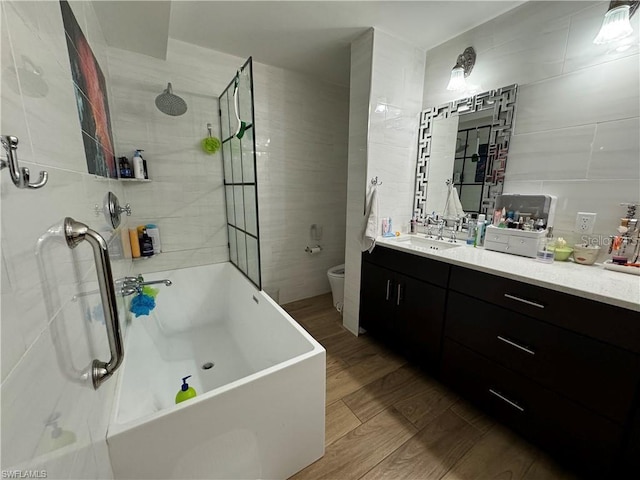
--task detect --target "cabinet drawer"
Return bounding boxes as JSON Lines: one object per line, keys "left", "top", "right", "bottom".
{"left": 446, "top": 291, "right": 640, "bottom": 423}
{"left": 449, "top": 266, "right": 640, "bottom": 354}
{"left": 442, "top": 339, "right": 624, "bottom": 474}
{"left": 363, "top": 247, "right": 450, "bottom": 288}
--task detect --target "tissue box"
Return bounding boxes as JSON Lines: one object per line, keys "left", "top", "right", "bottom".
{"left": 484, "top": 225, "right": 546, "bottom": 258}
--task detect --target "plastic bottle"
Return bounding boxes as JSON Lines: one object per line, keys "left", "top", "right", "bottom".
{"left": 466, "top": 217, "right": 477, "bottom": 245}
{"left": 175, "top": 376, "right": 197, "bottom": 404}
{"left": 129, "top": 229, "right": 141, "bottom": 258}
{"left": 475, "top": 213, "right": 486, "bottom": 247}
{"left": 146, "top": 224, "right": 161, "bottom": 254}
{"left": 133, "top": 149, "right": 145, "bottom": 179}
{"left": 140, "top": 228, "right": 154, "bottom": 257}
{"left": 410, "top": 217, "right": 416, "bottom": 234}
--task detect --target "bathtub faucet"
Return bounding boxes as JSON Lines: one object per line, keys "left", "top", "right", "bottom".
{"left": 117, "top": 275, "right": 172, "bottom": 296}
{"left": 135, "top": 274, "right": 172, "bottom": 288}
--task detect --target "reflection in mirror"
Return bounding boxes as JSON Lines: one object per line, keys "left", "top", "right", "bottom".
{"left": 414, "top": 84, "right": 517, "bottom": 219}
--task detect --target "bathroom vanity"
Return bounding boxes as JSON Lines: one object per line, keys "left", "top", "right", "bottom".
{"left": 360, "top": 239, "right": 640, "bottom": 476}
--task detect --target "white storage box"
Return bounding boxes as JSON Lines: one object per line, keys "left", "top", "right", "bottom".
{"left": 484, "top": 225, "right": 546, "bottom": 258}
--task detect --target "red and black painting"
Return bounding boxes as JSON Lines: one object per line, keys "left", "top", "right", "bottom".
{"left": 60, "top": 0, "right": 116, "bottom": 178}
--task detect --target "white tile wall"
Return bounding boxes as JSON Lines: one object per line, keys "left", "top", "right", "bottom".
{"left": 343, "top": 29, "right": 425, "bottom": 335}
{"left": 422, "top": 0, "right": 640, "bottom": 243}
{"left": 1, "top": 1, "right": 127, "bottom": 477}
{"left": 254, "top": 63, "right": 349, "bottom": 305}
{"left": 343, "top": 29, "right": 374, "bottom": 336}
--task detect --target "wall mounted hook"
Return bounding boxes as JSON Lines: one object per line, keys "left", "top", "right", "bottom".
{"left": 0, "top": 135, "right": 48, "bottom": 189}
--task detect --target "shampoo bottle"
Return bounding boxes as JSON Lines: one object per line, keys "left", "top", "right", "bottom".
{"left": 133, "top": 149, "right": 145, "bottom": 179}
{"left": 140, "top": 228, "right": 154, "bottom": 257}
{"left": 175, "top": 375, "right": 197, "bottom": 404}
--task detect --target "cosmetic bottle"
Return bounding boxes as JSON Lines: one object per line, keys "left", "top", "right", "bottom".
{"left": 140, "top": 228, "right": 154, "bottom": 257}
{"left": 466, "top": 217, "right": 477, "bottom": 245}
{"left": 129, "top": 229, "right": 141, "bottom": 258}
{"left": 475, "top": 214, "right": 486, "bottom": 247}
{"left": 133, "top": 149, "right": 145, "bottom": 180}
{"left": 146, "top": 224, "right": 161, "bottom": 254}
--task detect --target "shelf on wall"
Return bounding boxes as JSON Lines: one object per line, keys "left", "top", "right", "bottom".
{"left": 118, "top": 178, "right": 152, "bottom": 183}
{"left": 132, "top": 254, "right": 158, "bottom": 261}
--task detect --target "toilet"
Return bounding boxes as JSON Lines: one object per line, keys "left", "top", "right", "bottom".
{"left": 327, "top": 264, "right": 345, "bottom": 313}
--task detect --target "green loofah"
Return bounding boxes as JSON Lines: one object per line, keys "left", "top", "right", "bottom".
{"left": 201, "top": 136, "right": 221, "bottom": 154}
{"left": 142, "top": 286, "right": 159, "bottom": 298}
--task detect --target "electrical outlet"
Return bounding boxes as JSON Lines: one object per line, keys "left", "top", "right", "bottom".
{"left": 575, "top": 212, "right": 597, "bottom": 234}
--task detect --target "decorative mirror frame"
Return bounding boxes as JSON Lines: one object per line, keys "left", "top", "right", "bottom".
{"left": 413, "top": 84, "right": 518, "bottom": 219}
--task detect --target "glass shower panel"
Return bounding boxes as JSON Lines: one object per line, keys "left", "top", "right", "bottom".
{"left": 225, "top": 186, "right": 235, "bottom": 227}
{"left": 243, "top": 186, "right": 257, "bottom": 236}
{"left": 241, "top": 127, "right": 255, "bottom": 183}
{"left": 223, "top": 141, "right": 233, "bottom": 184}
{"left": 228, "top": 226, "right": 238, "bottom": 265}
{"left": 236, "top": 231, "right": 248, "bottom": 274}
{"left": 219, "top": 57, "right": 261, "bottom": 289}
{"left": 233, "top": 185, "right": 245, "bottom": 230}
{"left": 230, "top": 136, "right": 243, "bottom": 183}
{"left": 246, "top": 236, "right": 259, "bottom": 285}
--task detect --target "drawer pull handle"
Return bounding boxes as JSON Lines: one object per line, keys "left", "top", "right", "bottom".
{"left": 504, "top": 293, "right": 544, "bottom": 309}
{"left": 497, "top": 335, "right": 535, "bottom": 356}
{"left": 396, "top": 284, "right": 402, "bottom": 306}
{"left": 386, "top": 280, "right": 392, "bottom": 301}
{"left": 489, "top": 389, "right": 524, "bottom": 412}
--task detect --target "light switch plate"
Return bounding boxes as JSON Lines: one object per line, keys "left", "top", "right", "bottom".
{"left": 575, "top": 212, "right": 597, "bottom": 234}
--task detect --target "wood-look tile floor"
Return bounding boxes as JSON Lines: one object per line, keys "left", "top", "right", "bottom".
{"left": 283, "top": 293, "right": 578, "bottom": 480}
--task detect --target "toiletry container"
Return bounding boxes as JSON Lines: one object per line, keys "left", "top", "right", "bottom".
{"left": 129, "top": 229, "right": 141, "bottom": 258}
{"left": 146, "top": 224, "right": 161, "bottom": 254}
{"left": 140, "top": 228, "right": 154, "bottom": 257}
{"left": 175, "top": 376, "right": 197, "bottom": 404}
{"left": 475, "top": 214, "right": 486, "bottom": 246}
{"left": 133, "top": 149, "right": 145, "bottom": 180}
{"left": 327, "top": 264, "right": 345, "bottom": 314}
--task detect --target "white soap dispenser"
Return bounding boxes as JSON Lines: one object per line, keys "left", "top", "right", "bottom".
{"left": 133, "top": 149, "right": 145, "bottom": 179}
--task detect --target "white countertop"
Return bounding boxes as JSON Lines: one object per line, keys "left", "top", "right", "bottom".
{"left": 376, "top": 235, "right": 640, "bottom": 312}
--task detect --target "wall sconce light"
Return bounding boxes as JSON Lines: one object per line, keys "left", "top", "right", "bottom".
{"left": 593, "top": 1, "right": 638, "bottom": 44}
{"left": 446, "top": 47, "right": 476, "bottom": 91}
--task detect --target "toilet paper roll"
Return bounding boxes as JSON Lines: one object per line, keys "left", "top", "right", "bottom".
{"left": 305, "top": 246, "right": 322, "bottom": 254}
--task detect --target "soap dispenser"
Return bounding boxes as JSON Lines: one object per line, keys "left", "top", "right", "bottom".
{"left": 175, "top": 375, "right": 197, "bottom": 404}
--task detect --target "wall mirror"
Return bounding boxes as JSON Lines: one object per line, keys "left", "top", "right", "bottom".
{"left": 413, "top": 84, "right": 517, "bottom": 219}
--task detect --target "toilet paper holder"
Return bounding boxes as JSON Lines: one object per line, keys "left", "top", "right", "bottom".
{"left": 305, "top": 245, "right": 322, "bottom": 254}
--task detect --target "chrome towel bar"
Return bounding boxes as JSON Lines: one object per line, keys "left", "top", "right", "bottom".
{"left": 64, "top": 217, "right": 123, "bottom": 389}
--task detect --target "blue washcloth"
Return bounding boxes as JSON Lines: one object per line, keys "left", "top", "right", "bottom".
{"left": 130, "top": 293, "right": 156, "bottom": 317}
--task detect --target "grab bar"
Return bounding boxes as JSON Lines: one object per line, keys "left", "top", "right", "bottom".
{"left": 63, "top": 217, "right": 123, "bottom": 389}
{"left": 0, "top": 135, "right": 48, "bottom": 189}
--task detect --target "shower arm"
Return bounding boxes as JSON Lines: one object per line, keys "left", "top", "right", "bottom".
{"left": 64, "top": 218, "right": 123, "bottom": 389}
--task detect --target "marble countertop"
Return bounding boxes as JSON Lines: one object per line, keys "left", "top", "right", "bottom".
{"left": 375, "top": 234, "right": 640, "bottom": 312}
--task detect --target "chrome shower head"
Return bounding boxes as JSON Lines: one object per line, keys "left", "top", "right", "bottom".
{"left": 155, "top": 82, "right": 187, "bottom": 116}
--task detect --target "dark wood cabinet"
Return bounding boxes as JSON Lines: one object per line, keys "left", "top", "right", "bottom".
{"left": 358, "top": 245, "right": 640, "bottom": 477}
{"left": 360, "top": 249, "right": 448, "bottom": 368}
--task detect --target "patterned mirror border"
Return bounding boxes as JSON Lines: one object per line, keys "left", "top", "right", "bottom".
{"left": 413, "top": 84, "right": 518, "bottom": 219}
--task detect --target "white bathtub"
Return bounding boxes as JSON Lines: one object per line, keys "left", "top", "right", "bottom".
{"left": 107, "top": 263, "right": 326, "bottom": 479}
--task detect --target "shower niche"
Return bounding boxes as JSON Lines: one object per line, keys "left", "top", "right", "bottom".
{"left": 219, "top": 57, "right": 261, "bottom": 289}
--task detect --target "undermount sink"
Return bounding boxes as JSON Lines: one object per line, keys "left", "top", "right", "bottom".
{"left": 385, "top": 235, "right": 463, "bottom": 251}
